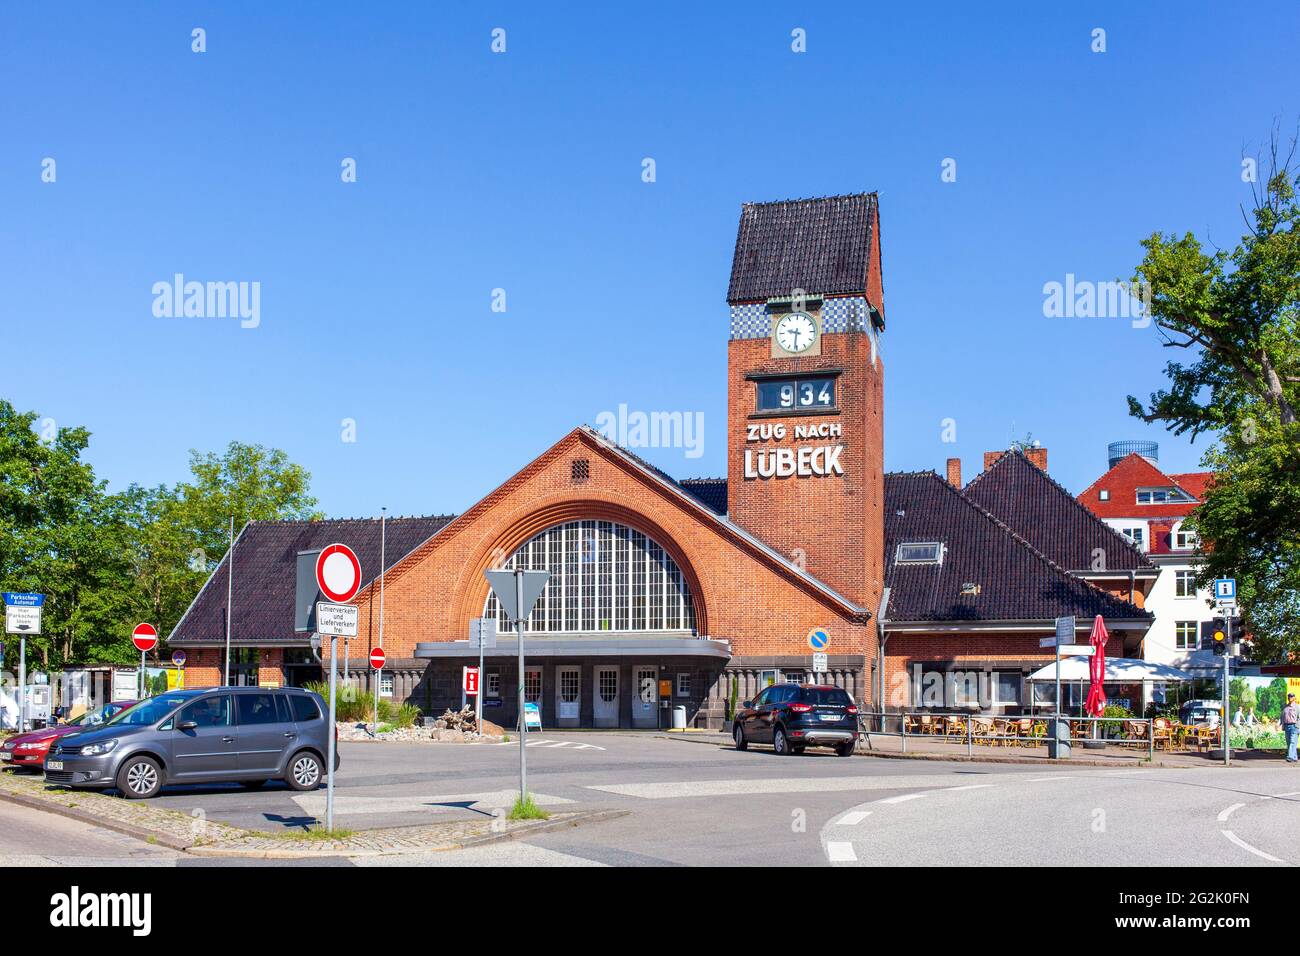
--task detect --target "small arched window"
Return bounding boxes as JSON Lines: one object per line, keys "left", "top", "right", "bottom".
{"left": 484, "top": 520, "right": 696, "bottom": 633}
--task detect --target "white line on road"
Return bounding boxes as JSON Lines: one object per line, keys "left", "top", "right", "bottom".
{"left": 1217, "top": 803, "right": 1245, "bottom": 822}
{"left": 1027, "top": 776, "right": 1072, "bottom": 782}
{"left": 586, "top": 776, "right": 947, "bottom": 800}
{"left": 826, "top": 841, "right": 858, "bottom": 862}
{"left": 1272, "top": 791, "right": 1300, "bottom": 798}
{"left": 876, "top": 793, "right": 927, "bottom": 804}
{"left": 1221, "top": 830, "right": 1284, "bottom": 863}
{"left": 835, "top": 811, "right": 872, "bottom": 826}
{"left": 942, "top": 784, "right": 995, "bottom": 792}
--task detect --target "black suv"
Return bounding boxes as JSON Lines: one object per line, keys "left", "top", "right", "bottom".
{"left": 733, "top": 684, "right": 858, "bottom": 756}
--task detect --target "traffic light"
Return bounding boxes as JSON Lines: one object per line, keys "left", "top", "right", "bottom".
{"left": 1229, "top": 616, "right": 1247, "bottom": 648}
{"left": 1203, "top": 617, "right": 1228, "bottom": 655}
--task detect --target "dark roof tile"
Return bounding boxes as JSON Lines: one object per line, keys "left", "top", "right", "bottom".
{"left": 727, "top": 193, "right": 876, "bottom": 303}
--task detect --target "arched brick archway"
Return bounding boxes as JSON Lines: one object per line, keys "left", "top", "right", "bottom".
{"left": 449, "top": 500, "right": 711, "bottom": 636}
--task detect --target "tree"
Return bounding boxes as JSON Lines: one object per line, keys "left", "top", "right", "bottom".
{"left": 1128, "top": 126, "right": 1300, "bottom": 661}
{"left": 0, "top": 399, "right": 139, "bottom": 668}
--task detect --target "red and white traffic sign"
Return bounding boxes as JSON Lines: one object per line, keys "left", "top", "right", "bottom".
{"left": 370, "top": 647, "right": 385, "bottom": 670}
{"left": 132, "top": 623, "right": 158, "bottom": 652}
{"left": 315, "top": 543, "right": 362, "bottom": 604}
{"left": 463, "top": 666, "right": 480, "bottom": 696}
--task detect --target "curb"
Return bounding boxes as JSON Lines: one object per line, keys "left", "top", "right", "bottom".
{"left": 185, "top": 808, "right": 629, "bottom": 859}
{"left": 0, "top": 787, "right": 198, "bottom": 851}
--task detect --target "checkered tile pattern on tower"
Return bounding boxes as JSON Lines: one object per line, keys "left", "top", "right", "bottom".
{"left": 728, "top": 295, "right": 869, "bottom": 340}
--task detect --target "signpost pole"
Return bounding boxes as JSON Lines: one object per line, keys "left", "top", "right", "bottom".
{"left": 516, "top": 569, "right": 527, "bottom": 802}
{"left": 139, "top": 649, "right": 145, "bottom": 699}
{"left": 1223, "top": 609, "right": 1231, "bottom": 768}
{"left": 376, "top": 508, "right": 385, "bottom": 736}
{"left": 476, "top": 624, "right": 485, "bottom": 737}
{"left": 327, "top": 634, "right": 338, "bottom": 831}
{"left": 18, "top": 635, "right": 26, "bottom": 734}
{"left": 224, "top": 515, "right": 234, "bottom": 686}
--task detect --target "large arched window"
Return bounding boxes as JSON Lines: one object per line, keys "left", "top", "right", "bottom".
{"left": 483, "top": 520, "right": 696, "bottom": 633}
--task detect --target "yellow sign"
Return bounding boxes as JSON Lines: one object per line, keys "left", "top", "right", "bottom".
{"left": 658, "top": 679, "right": 673, "bottom": 698}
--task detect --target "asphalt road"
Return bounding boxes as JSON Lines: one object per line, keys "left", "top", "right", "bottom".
{"left": 6, "top": 733, "right": 1300, "bottom": 866}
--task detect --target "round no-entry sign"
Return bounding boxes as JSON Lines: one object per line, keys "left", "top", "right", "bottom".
{"left": 132, "top": 623, "right": 159, "bottom": 652}
{"left": 369, "top": 647, "right": 385, "bottom": 669}
{"left": 316, "top": 543, "right": 362, "bottom": 604}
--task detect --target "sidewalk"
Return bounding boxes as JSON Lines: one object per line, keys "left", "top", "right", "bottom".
{"left": 662, "top": 729, "right": 1296, "bottom": 769}
{"left": 0, "top": 767, "right": 621, "bottom": 858}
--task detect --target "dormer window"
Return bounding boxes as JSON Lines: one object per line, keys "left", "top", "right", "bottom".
{"left": 896, "top": 542, "right": 943, "bottom": 564}
{"left": 1174, "top": 528, "right": 1199, "bottom": 550}
{"left": 1136, "top": 487, "right": 1193, "bottom": 505}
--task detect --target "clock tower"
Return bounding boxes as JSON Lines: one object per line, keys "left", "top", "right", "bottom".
{"left": 725, "top": 193, "right": 886, "bottom": 612}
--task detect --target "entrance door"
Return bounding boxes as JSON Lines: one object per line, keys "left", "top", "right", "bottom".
{"left": 632, "top": 665, "right": 658, "bottom": 728}
{"left": 556, "top": 666, "right": 580, "bottom": 727}
{"left": 523, "top": 666, "right": 543, "bottom": 729}
{"left": 594, "top": 667, "right": 619, "bottom": 728}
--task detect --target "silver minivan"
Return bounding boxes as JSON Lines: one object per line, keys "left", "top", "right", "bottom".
{"left": 43, "top": 687, "right": 338, "bottom": 799}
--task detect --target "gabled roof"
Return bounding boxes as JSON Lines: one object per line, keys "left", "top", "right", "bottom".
{"left": 964, "top": 450, "right": 1154, "bottom": 573}
{"left": 727, "top": 193, "right": 877, "bottom": 303}
{"left": 677, "top": 478, "right": 727, "bottom": 516}
{"left": 168, "top": 515, "right": 454, "bottom": 646}
{"left": 884, "top": 471, "right": 1151, "bottom": 624}
{"left": 1077, "top": 452, "right": 1210, "bottom": 519}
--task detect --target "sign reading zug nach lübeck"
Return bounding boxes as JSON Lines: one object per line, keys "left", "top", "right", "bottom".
{"left": 744, "top": 421, "right": 845, "bottom": 479}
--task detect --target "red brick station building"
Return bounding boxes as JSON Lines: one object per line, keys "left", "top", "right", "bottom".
{"left": 170, "top": 194, "right": 1154, "bottom": 728}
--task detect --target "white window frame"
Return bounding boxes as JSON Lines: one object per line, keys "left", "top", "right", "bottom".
{"left": 379, "top": 673, "right": 395, "bottom": 698}
{"left": 1174, "top": 621, "right": 1198, "bottom": 651}
{"left": 1119, "top": 526, "right": 1146, "bottom": 549}
{"left": 896, "top": 542, "right": 944, "bottom": 564}
{"left": 1174, "top": 570, "right": 1196, "bottom": 599}
{"left": 1098, "top": 489, "right": 1110, "bottom": 501}
{"left": 1174, "top": 528, "right": 1199, "bottom": 550}
{"left": 676, "top": 672, "right": 691, "bottom": 698}
{"left": 486, "top": 669, "right": 501, "bottom": 699}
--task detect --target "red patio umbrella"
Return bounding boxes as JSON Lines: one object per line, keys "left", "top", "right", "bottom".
{"left": 1085, "top": 614, "right": 1108, "bottom": 717}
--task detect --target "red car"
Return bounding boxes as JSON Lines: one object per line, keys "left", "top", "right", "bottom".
{"left": 0, "top": 700, "right": 137, "bottom": 770}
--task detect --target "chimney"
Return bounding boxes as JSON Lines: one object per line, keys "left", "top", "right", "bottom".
{"left": 945, "top": 457, "right": 962, "bottom": 489}
{"left": 983, "top": 446, "right": 1049, "bottom": 473}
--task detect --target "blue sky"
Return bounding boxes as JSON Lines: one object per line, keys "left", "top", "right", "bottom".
{"left": 2, "top": 2, "right": 1296, "bottom": 517}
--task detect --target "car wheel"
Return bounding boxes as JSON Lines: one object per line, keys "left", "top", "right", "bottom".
{"left": 733, "top": 723, "right": 747, "bottom": 751}
{"left": 286, "top": 751, "right": 323, "bottom": 791}
{"left": 773, "top": 726, "right": 792, "bottom": 755}
{"left": 116, "top": 755, "right": 163, "bottom": 799}
{"left": 836, "top": 739, "right": 857, "bottom": 757}
{"left": 240, "top": 779, "right": 270, "bottom": 790}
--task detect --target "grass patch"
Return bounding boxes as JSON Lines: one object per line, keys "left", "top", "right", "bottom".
{"left": 273, "top": 825, "right": 356, "bottom": 842}
{"left": 377, "top": 723, "right": 395, "bottom": 734}
{"left": 508, "top": 794, "right": 550, "bottom": 821}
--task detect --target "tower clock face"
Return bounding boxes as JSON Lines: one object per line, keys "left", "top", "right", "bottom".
{"left": 774, "top": 312, "right": 817, "bottom": 354}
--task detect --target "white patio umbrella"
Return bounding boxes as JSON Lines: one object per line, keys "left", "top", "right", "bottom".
{"left": 1027, "top": 657, "right": 1196, "bottom": 715}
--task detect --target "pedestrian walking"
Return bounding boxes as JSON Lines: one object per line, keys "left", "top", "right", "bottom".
{"left": 1283, "top": 695, "right": 1300, "bottom": 763}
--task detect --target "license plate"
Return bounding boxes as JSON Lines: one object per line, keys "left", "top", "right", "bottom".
{"left": 47, "top": 760, "right": 63, "bottom": 771}
{"left": 0, "top": 753, "right": 12, "bottom": 761}
{"left": 820, "top": 713, "right": 842, "bottom": 721}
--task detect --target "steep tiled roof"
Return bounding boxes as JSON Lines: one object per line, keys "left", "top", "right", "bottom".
{"left": 727, "top": 193, "right": 876, "bottom": 303}
{"left": 1078, "top": 453, "right": 1209, "bottom": 519}
{"left": 884, "top": 472, "right": 1151, "bottom": 623}
{"left": 169, "top": 516, "right": 454, "bottom": 645}
{"left": 678, "top": 478, "right": 727, "bottom": 515}
{"left": 964, "top": 450, "right": 1154, "bottom": 573}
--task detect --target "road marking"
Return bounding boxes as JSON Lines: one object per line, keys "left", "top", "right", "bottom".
{"left": 835, "top": 811, "right": 872, "bottom": 826}
{"left": 942, "top": 784, "right": 994, "bottom": 792}
{"left": 586, "top": 776, "right": 949, "bottom": 800}
{"left": 1272, "top": 790, "right": 1300, "bottom": 798}
{"left": 876, "top": 793, "right": 927, "bottom": 804}
{"left": 1221, "top": 830, "right": 1284, "bottom": 863}
{"left": 826, "top": 841, "right": 858, "bottom": 862}
{"left": 293, "top": 789, "right": 574, "bottom": 816}
{"left": 1217, "top": 803, "right": 1245, "bottom": 822}
{"left": 1026, "top": 776, "right": 1072, "bottom": 782}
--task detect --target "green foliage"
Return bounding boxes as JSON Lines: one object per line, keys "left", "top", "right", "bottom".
{"left": 395, "top": 703, "right": 421, "bottom": 728}
{"left": 1101, "top": 704, "right": 1132, "bottom": 720}
{"left": 1128, "top": 129, "right": 1300, "bottom": 660}
{"left": 508, "top": 794, "right": 550, "bottom": 821}
{"left": 0, "top": 398, "right": 321, "bottom": 669}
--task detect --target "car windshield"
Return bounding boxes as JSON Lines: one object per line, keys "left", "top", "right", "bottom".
{"left": 802, "top": 688, "right": 853, "bottom": 706}
{"left": 70, "top": 703, "right": 123, "bottom": 727}
{"left": 105, "top": 694, "right": 191, "bottom": 727}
